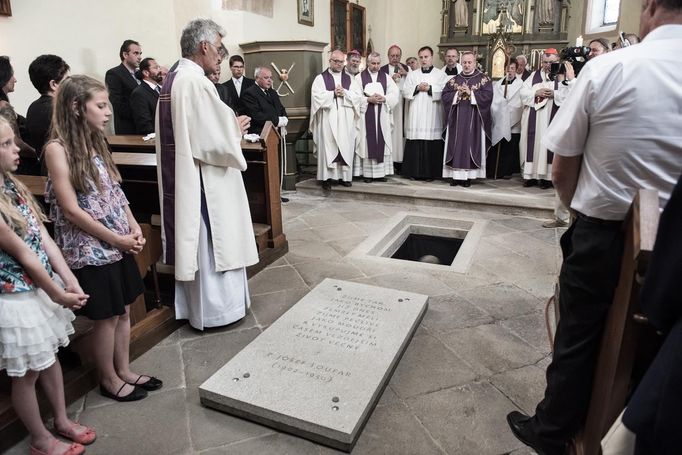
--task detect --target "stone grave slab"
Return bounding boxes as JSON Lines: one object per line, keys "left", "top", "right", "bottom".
{"left": 199, "top": 278, "right": 428, "bottom": 452}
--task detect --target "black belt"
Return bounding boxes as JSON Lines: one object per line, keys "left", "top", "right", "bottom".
{"left": 575, "top": 211, "right": 624, "bottom": 227}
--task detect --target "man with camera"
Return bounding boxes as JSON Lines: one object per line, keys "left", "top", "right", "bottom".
{"left": 506, "top": 0, "right": 682, "bottom": 453}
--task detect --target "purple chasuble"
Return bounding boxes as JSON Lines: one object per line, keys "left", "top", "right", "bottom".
{"left": 158, "top": 71, "right": 178, "bottom": 265}
{"left": 525, "top": 71, "right": 560, "bottom": 164}
{"left": 360, "top": 69, "right": 388, "bottom": 163}
{"left": 321, "top": 70, "right": 352, "bottom": 165}
{"left": 442, "top": 70, "right": 493, "bottom": 170}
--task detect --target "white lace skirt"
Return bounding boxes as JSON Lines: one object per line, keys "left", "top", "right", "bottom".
{"left": 0, "top": 289, "right": 75, "bottom": 377}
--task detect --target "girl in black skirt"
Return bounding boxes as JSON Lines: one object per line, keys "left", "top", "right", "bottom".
{"left": 44, "top": 75, "right": 162, "bottom": 402}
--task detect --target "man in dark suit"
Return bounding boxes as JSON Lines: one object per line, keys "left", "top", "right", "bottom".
{"left": 241, "top": 66, "right": 287, "bottom": 134}
{"left": 105, "top": 39, "right": 142, "bottom": 134}
{"left": 221, "top": 55, "right": 254, "bottom": 115}
{"left": 241, "top": 66, "right": 289, "bottom": 202}
{"left": 129, "top": 57, "right": 162, "bottom": 135}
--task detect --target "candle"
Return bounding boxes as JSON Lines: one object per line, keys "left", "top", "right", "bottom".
{"left": 576, "top": 35, "right": 583, "bottom": 46}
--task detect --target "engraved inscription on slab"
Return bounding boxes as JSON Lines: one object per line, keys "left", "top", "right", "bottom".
{"left": 199, "top": 279, "right": 428, "bottom": 452}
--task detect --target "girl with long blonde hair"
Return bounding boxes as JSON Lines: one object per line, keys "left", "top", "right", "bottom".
{"left": 0, "top": 115, "right": 96, "bottom": 455}
{"left": 44, "top": 75, "right": 161, "bottom": 402}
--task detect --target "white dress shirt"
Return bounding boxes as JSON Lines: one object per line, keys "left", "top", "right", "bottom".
{"left": 233, "top": 76, "right": 243, "bottom": 96}
{"left": 542, "top": 24, "right": 682, "bottom": 220}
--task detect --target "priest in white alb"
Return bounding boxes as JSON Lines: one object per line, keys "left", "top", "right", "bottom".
{"left": 519, "top": 48, "right": 561, "bottom": 189}
{"left": 310, "top": 49, "right": 363, "bottom": 190}
{"left": 489, "top": 60, "right": 523, "bottom": 179}
{"left": 402, "top": 46, "right": 447, "bottom": 180}
{"left": 380, "top": 45, "right": 409, "bottom": 174}
{"left": 354, "top": 51, "right": 399, "bottom": 182}
{"left": 156, "top": 18, "right": 258, "bottom": 330}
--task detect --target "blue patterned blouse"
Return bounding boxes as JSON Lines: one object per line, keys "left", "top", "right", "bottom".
{"left": 0, "top": 179, "right": 53, "bottom": 294}
{"left": 46, "top": 154, "right": 131, "bottom": 270}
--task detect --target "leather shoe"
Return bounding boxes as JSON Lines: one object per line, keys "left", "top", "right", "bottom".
{"left": 523, "top": 179, "right": 538, "bottom": 187}
{"left": 280, "top": 197, "right": 289, "bottom": 203}
{"left": 321, "top": 180, "right": 332, "bottom": 191}
{"left": 100, "top": 383, "right": 147, "bottom": 402}
{"left": 461, "top": 179, "right": 471, "bottom": 187}
{"left": 339, "top": 181, "right": 352, "bottom": 187}
{"left": 539, "top": 179, "right": 553, "bottom": 189}
{"left": 450, "top": 179, "right": 459, "bottom": 186}
{"left": 506, "top": 411, "right": 564, "bottom": 455}
{"left": 131, "top": 374, "right": 163, "bottom": 391}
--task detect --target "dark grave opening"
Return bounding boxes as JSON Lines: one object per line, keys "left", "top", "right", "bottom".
{"left": 391, "top": 233, "right": 464, "bottom": 265}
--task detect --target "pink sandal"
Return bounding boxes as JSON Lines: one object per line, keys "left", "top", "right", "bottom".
{"left": 57, "top": 422, "right": 97, "bottom": 445}
{"left": 29, "top": 438, "right": 85, "bottom": 455}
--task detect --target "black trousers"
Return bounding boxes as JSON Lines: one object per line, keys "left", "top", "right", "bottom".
{"left": 531, "top": 214, "right": 625, "bottom": 452}
{"left": 487, "top": 133, "right": 520, "bottom": 178}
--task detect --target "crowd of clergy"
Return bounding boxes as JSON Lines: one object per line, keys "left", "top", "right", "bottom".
{"left": 309, "top": 41, "right": 613, "bottom": 227}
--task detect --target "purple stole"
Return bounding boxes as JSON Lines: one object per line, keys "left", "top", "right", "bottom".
{"left": 321, "top": 70, "right": 352, "bottom": 165}
{"left": 360, "top": 69, "right": 388, "bottom": 163}
{"left": 158, "top": 71, "right": 178, "bottom": 265}
{"left": 525, "top": 71, "right": 560, "bottom": 164}
{"left": 321, "top": 69, "right": 351, "bottom": 91}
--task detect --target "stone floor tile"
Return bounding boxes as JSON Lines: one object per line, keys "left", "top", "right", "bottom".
{"left": 204, "top": 433, "right": 321, "bottom": 455}
{"left": 500, "top": 311, "right": 553, "bottom": 354}
{"left": 182, "top": 328, "right": 261, "bottom": 389}
{"left": 490, "top": 365, "right": 547, "bottom": 416}
{"left": 286, "top": 240, "right": 343, "bottom": 263}
{"left": 492, "top": 216, "right": 547, "bottom": 232}
{"left": 376, "top": 385, "right": 402, "bottom": 408}
{"left": 526, "top": 227, "right": 560, "bottom": 246}
{"left": 300, "top": 211, "right": 349, "bottom": 228}
{"left": 337, "top": 207, "right": 390, "bottom": 222}
{"left": 293, "top": 260, "right": 365, "bottom": 287}
{"left": 130, "top": 342, "right": 185, "bottom": 391}
{"left": 250, "top": 287, "right": 310, "bottom": 328}
{"left": 458, "top": 283, "right": 544, "bottom": 321}
{"left": 406, "top": 381, "right": 523, "bottom": 455}
{"left": 389, "top": 333, "right": 478, "bottom": 399}
{"left": 326, "top": 235, "right": 368, "bottom": 257}
{"left": 438, "top": 324, "right": 544, "bottom": 376}
{"left": 351, "top": 271, "right": 453, "bottom": 297}
{"left": 268, "top": 256, "right": 289, "bottom": 268}
{"left": 284, "top": 227, "right": 324, "bottom": 242}
{"left": 482, "top": 220, "right": 518, "bottom": 237}
{"left": 350, "top": 400, "right": 445, "bottom": 455}
{"left": 311, "top": 222, "right": 366, "bottom": 242}
{"left": 186, "top": 388, "right": 273, "bottom": 452}
{"left": 420, "top": 293, "right": 493, "bottom": 333}
{"left": 79, "top": 388, "right": 191, "bottom": 455}
{"left": 475, "top": 252, "right": 556, "bottom": 299}
{"left": 429, "top": 268, "right": 497, "bottom": 292}
{"left": 248, "top": 265, "right": 307, "bottom": 296}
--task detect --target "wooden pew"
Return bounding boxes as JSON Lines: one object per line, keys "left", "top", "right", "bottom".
{"left": 573, "top": 189, "right": 660, "bottom": 455}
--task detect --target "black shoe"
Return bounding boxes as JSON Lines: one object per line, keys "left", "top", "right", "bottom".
{"left": 506, "top": 411, "right": 564, "bottom": 455}
{"left": 462, "top": 179, "right": 471, "bottom": 188}
{"left": 424, "top": 178, "right": 434, "bottom": 182}
{"left": 100, "top": 383, "right": 148, "bottom": 402}
{"left": 501, "top": 174, "right": 512, "bottom": 180}
{"left": 377, "top": 177, "right": 388, "bottom": 182}
{"left": 523, "top": 179, "right": 538, "bottom": 187}
{"left": 321, "top": 180, "right": 332, "bottom": 191}
{"left": 539, "top": 179, "right": 552, "bottom": 189}
{"left": 363, "top": 178, "right": 373, "bottom": 183}
{"left": 339, "top": 181, "right": 352, "bottom": 187}
{"left": 130, "top": 374, "right": 163, "bottom": 391}
{"left": 450, "top": 179, "right": 459, "bottom": 186}
{"left": 280, "top": 197, "right": 289, "bottom": 203}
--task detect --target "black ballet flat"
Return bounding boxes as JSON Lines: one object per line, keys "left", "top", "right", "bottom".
{"left": 131, "top": 375, "right": 163, "bottom": 391}
{"left": 100, "top": 383, "right": 148, "bottom": 402}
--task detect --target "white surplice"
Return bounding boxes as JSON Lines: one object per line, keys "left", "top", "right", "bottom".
{"left": 310, "top": 69, "right": 363, "bottom": 182}
{"left": 384, "top": 65, "right": 407, "bottom": 163}
{"left": 156, "top": 58, "right": 258, "bottom": 330}
{"left": 402, "top": 67, "right": 447, "bottom": 140}
{"left": 491, "top": 76, "right": 523, "bottom": 145}
{"left": 519, "top": 70, "right": 559, "bottom": 180}
{"left": 353, "top": 72, "right": 399, "bottom": 178}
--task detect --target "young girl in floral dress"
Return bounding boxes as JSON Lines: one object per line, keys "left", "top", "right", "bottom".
{"left": 0, "top": 116, "right": 95, "bottom": 454}
{"left": 44, "top": 75, "right": 161, "bottom": 402}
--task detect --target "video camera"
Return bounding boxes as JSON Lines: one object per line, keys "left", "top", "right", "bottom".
{"left": 548, "top": 46, "right": 590, "bottom": 81}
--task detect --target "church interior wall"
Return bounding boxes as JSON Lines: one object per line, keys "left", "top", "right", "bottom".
{"left": 0, "top": 0, "right": 642, "bottom": 115}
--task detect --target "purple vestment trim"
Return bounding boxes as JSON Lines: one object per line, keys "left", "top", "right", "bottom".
{"left": 525, "top": 73, "right": 560, "bottom": 163}
{"left": 322, "top": 69, "right": 351, "bottom": 91}
{"left": 361, "top": 69, "right": 387, "bottom": 163}
{"left": 158, "top": 71, "right": 177, "bottom": 265}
